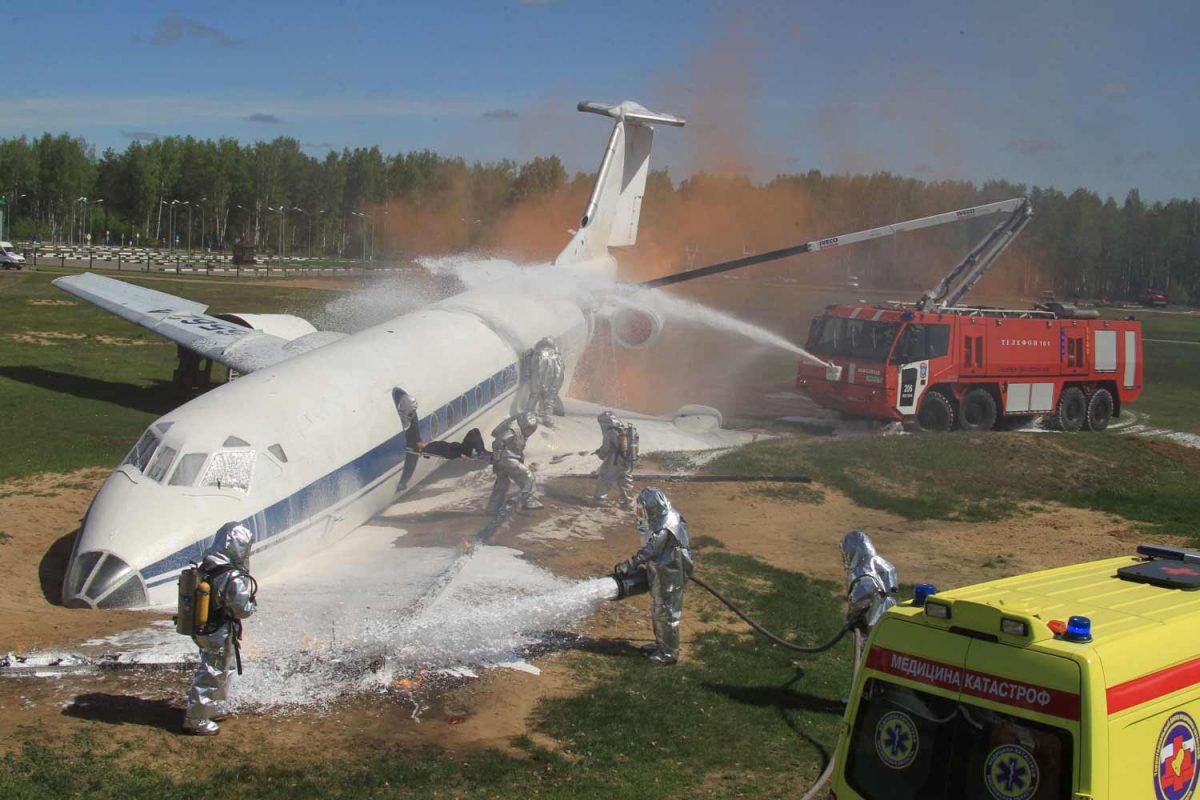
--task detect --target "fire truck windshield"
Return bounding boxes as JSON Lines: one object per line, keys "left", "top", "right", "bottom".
{"left": 845, "top": 678, "right": 1073, "bottom": 799}
{"left": 809, "top": 316, "right": 901, "bottom": 362}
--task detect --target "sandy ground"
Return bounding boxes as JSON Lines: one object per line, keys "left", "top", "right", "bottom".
{"left": 0, "top": 460, "right": 1186, "bottom": 771}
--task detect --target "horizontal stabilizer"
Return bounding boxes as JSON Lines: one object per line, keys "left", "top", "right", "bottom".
{"left": 53, "top": 273, "right": 330, "bottom": 374}
{"left": 577, "top": 101, "right": 686, "bottom": 128}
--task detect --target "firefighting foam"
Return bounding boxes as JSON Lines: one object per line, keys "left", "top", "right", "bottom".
{"left": 231, "top": 547, "right": 618, "bottom": 711}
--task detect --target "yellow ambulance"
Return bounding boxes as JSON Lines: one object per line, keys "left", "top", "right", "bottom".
{"left": 829, "top": 544, "right": 1200, "bottom": 800}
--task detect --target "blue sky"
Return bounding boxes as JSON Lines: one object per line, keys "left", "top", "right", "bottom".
{"left": 5, "top": 0, "right": 1198, "bottom": 201}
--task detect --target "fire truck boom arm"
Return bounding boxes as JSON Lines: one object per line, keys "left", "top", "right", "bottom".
{"left": 638, "top": 197, "right": 1031, "bottom": 289}
{"left": 918, "top": 198, "right": 1033, "bottom": 311}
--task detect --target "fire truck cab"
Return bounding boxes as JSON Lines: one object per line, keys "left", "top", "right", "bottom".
{"left": 831, "top": 544, "right": 1200, "bottom": 799}
{"left": 797, "top": 305, "right": 1143, "bottom": 431}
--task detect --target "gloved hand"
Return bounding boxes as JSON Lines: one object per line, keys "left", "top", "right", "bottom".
{"left": 614, "top": 560, "right": 632, "bottom": 577}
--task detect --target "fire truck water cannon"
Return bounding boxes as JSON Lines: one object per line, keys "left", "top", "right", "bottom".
{"left": 636, "top": 196, "right": 1143, "bottom": 432}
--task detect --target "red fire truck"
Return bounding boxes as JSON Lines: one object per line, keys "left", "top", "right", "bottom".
{"left": 793, "top": 199, "right": 1144, "bottom": 430}
{"left": 796, "top": 303, "right": 1143, "bottom": 431}
{"left": 639, "top": 197, "right": 1144, "bottom": 431}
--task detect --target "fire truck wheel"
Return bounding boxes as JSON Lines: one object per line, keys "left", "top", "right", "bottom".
{"left": 917, "top": 391, "right": 955, "bottom": 432}
{"left": 1055, "top": 387, "right": 1087, "bottom": 432}
{"left": 959, "top": 388, "right": 998, "bottom": 431}
{"left": 1086, "top": 388, "right": 1114, "bottom": 431}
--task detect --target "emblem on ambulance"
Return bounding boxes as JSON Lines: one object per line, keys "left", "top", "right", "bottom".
{"left": 919, "top": 362, "right": 928, "bottom": 380}
{"left": 1155, "top": 711, "right": 1199, "bottom": 800}
{"left": 874, "top": 711, "right": 919, "bottom": 769}
{"left": 985, "top": 744, "right": 1039, "bottom": 800}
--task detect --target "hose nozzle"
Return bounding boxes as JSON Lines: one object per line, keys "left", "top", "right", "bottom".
{"left": 609, "top": 570, "right": 650, "bottom": 600}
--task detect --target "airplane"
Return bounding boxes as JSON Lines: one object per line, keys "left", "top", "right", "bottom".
{"left": 55, "top": 100, "right": 696, "bottom": 610}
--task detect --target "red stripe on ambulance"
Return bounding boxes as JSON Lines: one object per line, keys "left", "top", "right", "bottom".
{"left": 866, "top": 646, "right": 1081, "bottom": 720}
{"left": 1107, "top": 657, "right": 1200, "bottom": 715}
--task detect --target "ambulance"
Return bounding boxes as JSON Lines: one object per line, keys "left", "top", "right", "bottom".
{"left": 829, "top": 544, "right": 1200, "bottom": 799}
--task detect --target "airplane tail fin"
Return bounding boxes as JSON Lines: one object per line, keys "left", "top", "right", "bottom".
{"left": 554, "top": 101, "right": 685, "bottom": 267}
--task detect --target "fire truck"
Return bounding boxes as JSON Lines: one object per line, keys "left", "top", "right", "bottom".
{"left": 791, "top": 199, "right": 1144, "bottom": 431}
{"left": 639, "top": 197, "right": 1144, "bottom": 431}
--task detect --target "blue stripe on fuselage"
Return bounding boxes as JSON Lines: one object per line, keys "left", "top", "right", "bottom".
{"left": 141, "top": 361, "right": 522, "bottom": 587}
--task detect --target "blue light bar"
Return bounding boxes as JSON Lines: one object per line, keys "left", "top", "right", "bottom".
{"left": 1064, "top": 616, "right": 1093, "bottom": 643}
{"left": 913, "top": 583, "right": 937, "bottom": 607}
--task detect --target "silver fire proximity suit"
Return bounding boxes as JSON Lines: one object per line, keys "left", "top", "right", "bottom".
{"left": 592, "top": 411, "right": 636, "bottom": 508}
{"left": 486, "top": 412, "right": 543, "bottom": 513}
{"left": 616, "top": 488, "right": 693, "bottom": 664}
{"left": 527, "top": 337, "right": 566, "bottom": 425}
{"left": 183, "top": 522, "right": 257, "bottom": 735}
{"left": 841, "top": 530, "right": 898, "bottom": 633}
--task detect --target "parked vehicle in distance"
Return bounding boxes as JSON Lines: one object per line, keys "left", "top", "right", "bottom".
{"left": 0, "top": 241, "right": 25, "bottom": 269}
{"left": 1139, "top": 288, "right": 1167, "bottom": 308}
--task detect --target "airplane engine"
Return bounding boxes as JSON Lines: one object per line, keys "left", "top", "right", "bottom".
{"left": 217, "top": 313, "right": 317, "bottom": 341}
{"left": 610, "top": 303, "right": 663, "bottom": 350}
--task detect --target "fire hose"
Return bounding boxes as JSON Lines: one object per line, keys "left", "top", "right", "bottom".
{"left": 611, "top": 568, "right": 866, "bottom": 799}
{"left": 689, "top": 573, "right": 865, "bottom": 800}
{"left": 687, "top": 574, "right": 851, "bottom": 653}
{"left": 612, "top": 569, "right": 853, "bottom": 653}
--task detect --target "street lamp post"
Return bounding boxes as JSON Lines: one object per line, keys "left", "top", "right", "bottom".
{"left": 74, "top": 197, "right": 87, "bottom": 246}
{"left": 351, "top": 211, "right": 367, "bottom": 262}
{"left": 87, "top": 199, "right": 104, "bottom": 245}
{"left": 185, "top": 201, "right": 193, "bottom": 252}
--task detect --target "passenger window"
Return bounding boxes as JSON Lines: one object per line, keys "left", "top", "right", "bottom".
{"left": 144, "top": 445, "right": 178, "bottom": 483}
{"left": 170, "top": 453, "right": 209, "bottom": 486}
{"left": 974, "top": 335, "right": 984, "bottom": 368}
{"left": 203, "top": 451, "right": 255, "bottom": 492}
{"left": 123, "top": 429, "right": 160, "bottom": 472}
{"left": 268, "top": 444, "right": 288, "bottom": 463}
{"left": 963, "top": 336, "right": 973, "bottom": 368}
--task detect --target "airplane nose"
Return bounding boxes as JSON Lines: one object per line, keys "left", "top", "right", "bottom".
{"left": 63, "top": 550, "right": 148, "bottom": 609}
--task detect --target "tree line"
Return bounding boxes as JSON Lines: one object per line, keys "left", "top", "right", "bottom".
{"left": 0, "top": 132, "right": 1196, "bottom": 304}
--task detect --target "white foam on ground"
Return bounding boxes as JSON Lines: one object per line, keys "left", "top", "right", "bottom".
{"left": 230, "top": 546, "right": 617, "bottom": 711}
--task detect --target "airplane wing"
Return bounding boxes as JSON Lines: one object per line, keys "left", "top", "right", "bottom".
{"left": 53, "top": 272, "right": 339, "bottom": 374}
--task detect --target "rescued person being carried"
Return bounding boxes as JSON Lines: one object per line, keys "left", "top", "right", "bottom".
{"left": 393, "top": 389, "right": 490, "bottom": 491}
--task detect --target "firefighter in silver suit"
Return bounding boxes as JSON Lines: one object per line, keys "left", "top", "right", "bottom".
{"left": 527, "top": 337, "right": 565, "bottom": 425}
{"left": 486, "top": 412, "right": 543, "bottom": 514}
{"left": 592, "top": 410, "right": 636, "bottom": 508}
{"left": 841, "top": 530, "right": 898, "bottom": 633}
{"left": 183, "top": 522, "right": 258, "bottom": 735}
{"left": 615, "top": 488, "right": 693, "bottom": 664}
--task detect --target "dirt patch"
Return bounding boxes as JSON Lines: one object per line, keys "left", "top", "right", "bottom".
{"left": 5, "top": 330, "right": 87, "bottom": 346}
{"left": 0, "top": 469, "right": 156, "bottom": 653}
{"left": 92, "top": 335, "right": 166, "bottom": 346}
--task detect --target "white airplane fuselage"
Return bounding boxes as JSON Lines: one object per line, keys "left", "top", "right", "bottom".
{"left": 65, "top": 277, "right": 597, "bottom": 608}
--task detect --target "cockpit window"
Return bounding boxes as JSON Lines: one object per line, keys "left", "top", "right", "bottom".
{"left": 224, "top": 435, "right": 250, "bottom": 448}
{"left": 169, "top": 453, "right": 209, "bottom": 486}
{"left": 203, "top": 450, "right": 254, "bottom": 492}
{"left": 122, "top": 429, "right": 161, "bottom": 473}
{"left": 268, "top": 444, "right": 288, "bottom": 463}
{"left": 144, "top": 445, "right": 178, "bottom": 483}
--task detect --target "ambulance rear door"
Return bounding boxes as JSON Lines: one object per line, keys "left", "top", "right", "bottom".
{"left": 841, "top": 617, "right": 973, "bottom": 799}
{"left": 959, "top": 637, "right": 1083, "bottom": 799}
